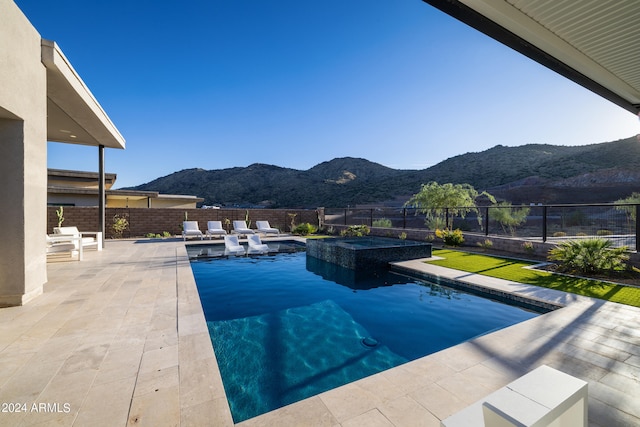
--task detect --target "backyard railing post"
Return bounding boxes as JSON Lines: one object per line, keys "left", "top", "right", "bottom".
{"left": 403, "top": 208, "right": 407, "bottom": 229}
{"left": 542, "top": 205, "right": 548, "bottom": 243}
{"left": 344, "top": 209, "right": 347, "bottom": 225}
{"left": 445, "top": 208, "right": 450, "bottom": 229}
{"left": 485, "top": 207, "right": 489, "bottom": 236}
{"left": 370, "top": 209, "right": 373, "bottom": 226}
{"left": 636, "top": 204, "right": 639, "bottom": 252}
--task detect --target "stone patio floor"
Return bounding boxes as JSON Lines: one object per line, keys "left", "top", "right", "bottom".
{"left": 0, "top": 238, "right": 638, "bottom": 426}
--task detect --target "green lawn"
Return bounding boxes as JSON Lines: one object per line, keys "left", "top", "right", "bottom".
{"left": 427, "top": 249, "right": 640, "bottom": 308}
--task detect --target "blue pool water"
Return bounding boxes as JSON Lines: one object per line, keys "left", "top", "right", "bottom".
{"left": 190, "top": 250, "right": 539, "bottom": 422}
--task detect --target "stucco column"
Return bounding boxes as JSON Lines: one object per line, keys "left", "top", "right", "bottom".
{"left": 0, "top": 0, "right": 48, "bottom": 306}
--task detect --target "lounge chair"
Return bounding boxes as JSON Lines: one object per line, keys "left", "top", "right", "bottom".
{"left": 256, "top": 221, "right": 280, "bottom": 236}
{"left": 247, "top": 234, "right": 270, "bottom": 254}
{"left": 182, "top": 221, "right": 204, "bottom": 240}
{"left": 224, "top": 235, "right": 245, "bottom": 256}
{"left": 53, "top": 226, "right": 102, "bottom": 251}
{"left": 232, "top": 220, "right": 255, "bottom": 236}
{"left": 206, "top": 221, "right": 227, "bottom": 239}
{"left": 46, "top": 234, "right": 82, "bottom": 261}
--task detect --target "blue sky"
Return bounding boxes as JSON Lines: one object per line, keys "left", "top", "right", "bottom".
{"left": 16, "top": 0, "right": 639, "bottom": 189}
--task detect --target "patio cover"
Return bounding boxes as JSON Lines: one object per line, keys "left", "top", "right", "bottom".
{"left": 423, "top": 0, "right": 640, "bottom": 115}
{"left": 41, "top": 39, "right": 125, "bottom": 245}
{"left": 41, "top": 39, "right": 125, "bottom": 148}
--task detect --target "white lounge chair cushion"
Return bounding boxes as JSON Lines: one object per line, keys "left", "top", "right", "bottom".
{"left": 183, "top": 221, "right": 203, "bottom": 240}
{"left": 232, "top": 221, "right": 255, "bottom": 234}
{"left": 256, "top": 221, "right": 279, "bottom": 234}
{"left": 224, "top": 235, "right": 245, "bottom": 254}
{"left": 206, "top": 221, "right": 227, "bottom": 235}
{"left": 247, "top": 234, "right": 269, "bottom": 253}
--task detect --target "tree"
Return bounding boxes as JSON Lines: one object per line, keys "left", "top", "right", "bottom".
{"left": 490, "top": 202, "right": 530, "bottom": 235}
{"left": 615, "top": 192, "right": 640, "bottom": 222}
{"left": 404, "top": 182, "right": 495, "bottom": 229}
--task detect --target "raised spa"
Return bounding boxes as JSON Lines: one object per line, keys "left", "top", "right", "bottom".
{"left": 306, "top": 236, "right": 432, "bottom": 269}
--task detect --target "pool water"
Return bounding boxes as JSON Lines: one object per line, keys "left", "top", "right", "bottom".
{"left": 190, "top": 251, "right": 539, "bottom": 422}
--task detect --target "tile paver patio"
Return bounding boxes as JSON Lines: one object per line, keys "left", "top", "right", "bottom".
{"left": 0, "top": 239, "right": 638, "bottom": 426}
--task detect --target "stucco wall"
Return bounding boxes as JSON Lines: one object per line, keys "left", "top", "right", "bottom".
{"left": 149, "top": 198, "right": 200, "bottom": 209}
{"left": 48, "top": 193, "right": 100, "bottom": 207}
{"left": 0, "top": 0, "right": 48, "bottom": 306}
{"left": 103, "top": 198, "right": 148, "bottom": 209}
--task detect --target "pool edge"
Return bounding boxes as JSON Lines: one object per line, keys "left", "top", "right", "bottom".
{"left": 180, "top": 248, "right": 596, "bottom": 426}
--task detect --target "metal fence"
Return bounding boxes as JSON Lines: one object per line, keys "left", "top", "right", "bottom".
{"left": 324, "top": 204, "right": 640, "bottom": 250}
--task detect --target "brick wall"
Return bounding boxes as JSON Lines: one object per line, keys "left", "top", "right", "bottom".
{"left": 48, "top": 207, "right": 322, "bottom": 239}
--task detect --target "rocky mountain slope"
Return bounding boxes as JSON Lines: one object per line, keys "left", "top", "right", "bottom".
{"left": 127, "top": 136, "right": 640, "bottom": 207}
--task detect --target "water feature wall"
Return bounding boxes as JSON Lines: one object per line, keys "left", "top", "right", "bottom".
{"left": 306, "top": 237, "right": 432, "bottom": 270}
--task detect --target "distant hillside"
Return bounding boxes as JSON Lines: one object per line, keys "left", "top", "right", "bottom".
{"left": 127, "top": 136, "right": 640, "bottom": 207}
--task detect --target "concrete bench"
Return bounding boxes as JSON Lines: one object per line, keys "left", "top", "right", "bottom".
{"left": 441, "top": 365, "right": 588, "bottom": 427}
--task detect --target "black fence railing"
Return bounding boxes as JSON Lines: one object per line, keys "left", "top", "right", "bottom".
{"left": 324, "top": 204, "right": 640, "bottom": 251}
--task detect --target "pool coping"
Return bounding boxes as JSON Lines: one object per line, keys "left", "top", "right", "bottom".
{"left": 4, "top": 238, "right": 634, "bottom": 425}
{"left": 390, "top": 261, "right": 563, "bottom": 314}
{"left": 25, "top": 237, "right": 635, "bottom": 425}
{"left": 177, "top": 244, "right": 600, "bottom": 426}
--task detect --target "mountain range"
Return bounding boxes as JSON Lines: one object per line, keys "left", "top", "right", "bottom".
{"left": 127, "top": 136, "right": 640, "bottom": 207}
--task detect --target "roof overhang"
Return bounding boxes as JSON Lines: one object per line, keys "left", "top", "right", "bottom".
{"left": 47, "top": 186, "right": 158, "bottom": 199}
{"left": 47, "top": 186, "right": 204, "bottom": 203}
{"left": 41, "top": 39, "right": 126, "bottom": 149}
{"left": 48, "top": 168, "right": 117, "bottom": 188}
{"left": 423, "top": 0, "right": 640, "bottom": 114}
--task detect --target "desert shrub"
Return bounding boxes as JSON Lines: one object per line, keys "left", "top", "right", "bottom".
{"left": 522, "top": 241, "right": 535, "bottom": 254}
{"left": 398, "top": 232, "right": 407, "bottom": 240}
{"left": 597, "top": 229, "right": 613, "bottom": 236}
{"left": 553, "top": 231, "right": 567, "bottom": 237}
{"left": 548, "top": 238, "right": 629, "bottom": 275}
{"left": 426, "top": 217, "right": 446, "bottom": 230}
{"left": 372, "top": 218, "right": 392, "bottom": 228}
{"left": 146, "top": 231, "right": 171, "bottom": 238}
{"left": 341, "top": 225, "right": 370, "bottom": 237}
{"left": 435, "top": 228, "right": 464, "bottom": 246}
{"left": 566, "top": 210, "right": 587, "bottom": 227}
{"left": 112, "top": 214, "right": 129, "bottom": 239}
{"left": 56, "top": 206, "right": 65, "bottom": 227}
{"left": 287, "top": 213, "right": 297, "bottom": 232}
{"left": 491, "top": 202, "right": 530, "bottom": 235}
{"left": 293, "top": 223, "right": 317, "bottom": 235}
{"left": 615, "top": 192, "right": 640, "bottom": 221}
{"left": 477, "top": 239, "right": 493, "bottom": 249}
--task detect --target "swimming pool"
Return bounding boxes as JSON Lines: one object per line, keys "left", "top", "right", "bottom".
{"left": 190, "top": 249, "right": 541, "bottom": 423}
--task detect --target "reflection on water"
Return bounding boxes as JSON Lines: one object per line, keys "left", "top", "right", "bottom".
{"left": 186, "top": 240, "right": 305, "bottom": 260}
{"left": 305, "top": 255, "right": 406, "bottom": 290}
